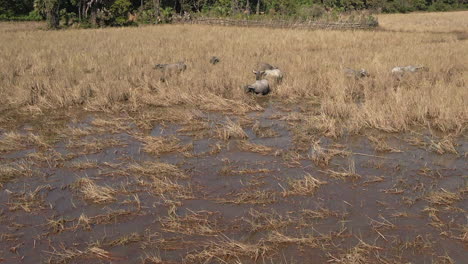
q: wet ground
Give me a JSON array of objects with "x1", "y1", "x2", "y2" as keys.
[{"x1": 0, "y1": 102, "x2": 466, "y2": 263}]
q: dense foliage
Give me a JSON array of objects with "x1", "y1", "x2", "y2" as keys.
[{"x1": 1, "y1": 0, "x2": 467, "y2": 28}]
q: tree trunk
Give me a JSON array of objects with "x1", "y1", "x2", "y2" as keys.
[
  {"x1": 179, "y1": 0, "x2": 183, "y2": 14},
  {"x1": 83, "y1": 2, "x2": 87, "y2": 18},
  {"x1": 231, "y1": 0, "x2": 238, "y2": 14},
  {"x1": 153, "y1": 0, "x2": 160, "y2": 23},
  {"x1": 256, "y1": 0, "x2": 260, "y2": 15},
  {"x1": 90, "y1": 6, "x2": 97, "y2": 26},
  {"x1": 45, "y1": 0, "x2": 60, "y2": 29},
  {"x1": 46, "y1": 10, "x2": 60, "y2": 29},
  {"x1": 78, "y1": 1, "x2": 81, "y2": 21},
  {"x1": 246, "y1": 0, "x2": 250, "y2": 13}
]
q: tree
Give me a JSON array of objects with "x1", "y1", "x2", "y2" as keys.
[
  {"x1": 341, "y1": 0, "x2": 365, "y2": 10},
  {"x1": 245, "y1": 0, "x2": 251, "y2": 13},
  {"x1": 231, "y1": 0, "x2": 239, "y2": 14},
  {"x1": 0, "y1": 0, "x2": 35, "y2": 16},
  {"x1": 110, "y1": 0, "x2": 132, "y2": 25},
  {"x1": 10, "y1": 0, "x2": 466, "y2": 26},
  {"x1": 70, "y1": 0, "x2": 84, "y2": 21},
  {"x1": 46, "y1": 0, "x2": 61, "y2": 28},
  {"x1": 153, "y1": 0, "x2": 160, "y2": 22},
  {"x1": 80, "y1": 0, "x2": 112, "y2": 25},
  {"x1": 34, "y1": 0, "x2": 61, "y2": 28}
]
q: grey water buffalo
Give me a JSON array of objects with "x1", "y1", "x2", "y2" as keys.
[
  {"x1": 244, "y1": 80, "x2": 270, "y2": 95},
  {"x1": 210, "y1": 56, "x2": 220, "y2": 65},
  {"x1": 154, "y1": 62, "x2": 187, "y2": 81},
  {"x1": 257, "y1": 63, "x2": 277, "y2": 71},
  {"x1": 255, "y1": 63, "x2": 283, "y2": 83},
  {"x1": 245, "y1": 71, "x2": 271, "y2": 95},
  {"x1": 344, "y1": 68, "x2": 370, "y2": 79},
  {"x1": 154, "y1": 61, "x2": 187, "y2": 74},
  {"x1": 261, "y1": 68, "x2": 283, "y2": 83},
  {"x1": 391, "y1": 65, "x2": 428, "y2": 74}
]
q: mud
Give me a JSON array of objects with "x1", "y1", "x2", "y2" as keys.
[{"x1": 0, "y1": 102, "x2": 466, "y2": 263}]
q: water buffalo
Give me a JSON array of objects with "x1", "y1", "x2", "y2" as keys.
[
  {"x1": 262, "y1": 68, "x2": 283, "y2": 83},
  {"x1": 391, "y1": 65, "x2": 428, "y2": 74},
  {"x1": 210, "y1": 56, "x2": 220, "y2": 65},
  {"x1": 154, "y1": 61, "x2": 187, "y2": 74},
  {"x1": 344, "y1": 68, "x2": 370, "y2": 79},
  {"x1": 244, "y1": 80, "x2": 270, "y2": 95},
  {"x1": 245, "y1": 71, "x2": 271, "y2": 95}
]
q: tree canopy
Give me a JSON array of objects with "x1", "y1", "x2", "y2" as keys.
[{"x1": 1, "y1": 0, "x2": 467, "y2": 27}]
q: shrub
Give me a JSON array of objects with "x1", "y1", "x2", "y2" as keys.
[
  {"x1": 27, "y1": 9, "x2": 43, "y2": 20},
  {"x1": 137, "y1": 9, "x2": 155, "y2": 24},
  {"x1": 110, "y1": 0, "x2": 132, "y2": 26},
  {"x1": 0, "y1": 12, "x2": 43, "y2": 21},
  {"x1": 428, "y1": 2, "x2": 451, "y2": 12},
  {"x1": 366, "y1": 14, "x2": 378, "y2": 26},
  {"x1": 296, "y1": 5, "x2": 326, "y2": 21},
  {"x1": 160, "y1": 7, "x2": 175, "y2": 23}
]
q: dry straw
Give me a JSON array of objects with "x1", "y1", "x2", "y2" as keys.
[{"x1": 0, "y1": 16, "x2": 466, "y2": 136}]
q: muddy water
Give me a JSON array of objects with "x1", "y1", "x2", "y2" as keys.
[{"x1": 0, "y1": 103, "x2": 466, "y2": 263}]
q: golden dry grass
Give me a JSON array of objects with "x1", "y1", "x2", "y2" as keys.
[
  {"x1": 160, "y1": 210, "x2": 219, "y2": 235},
  {"x1": 123, "y1": 161, "x2": 193, "y2": 200},
  {"x1": 237, "y1": 140, "x2": 276, "y2": 155},
  {"x1": 0, "y1": 21, "x2": 45, "y2": 33},
  {"x1": 0, "y1": 132, "x2": 50, "y2": 153},
  {"x1": 69, "y1": 160, "x2": 98, "y2": 170},
  {"x1": 378, "y1": 11, "x2": 468, "y2": 33},
  {"x1": 105, "y1": 233, "x2": 143, "y2": 247},
  {"x1": 184, "y1": 237, "x2": 270, "y2": 263},
  {"x1": 367, "y1": 135, "x2": 402, "y2": 153},
  {"x1": 429, "y1": 136, "x2": 459, "y2": 155},
  {"x1": 0, "y1": 162, "x2": 33, "y2": 185},
  {"x1": 301, "y1": 207, "x2": 340, "y2": 220},
  {"x1": 324, "y1": 158, "x2": 361, "y2": 181},
  {"x1": 215, "y1": 118, "x2": 248, "y2": 140},
  {"x1": 46, "y1": 245, "x2": 118, "y2": 263},
  {"x1": 66, "y1": 137, "x2": 127, "y2": 154},
  {"x1": 252, "y1": 121, "x2": 279, "y2": 138},
  {"x1": 243, "y1": 209, "x2": 292, "y2": 232},
  {"x1": 73, "y1": 177, "x2": 116, "y2": 204},
  {"x1": 220, "y1": 190, "x2": 276, "y2": 204},
  {"x1": 328, "y1": 240, "x2": 383, "y2": 263},
  {"x1": 310, "y1": 141, "x2": 347, "y2": 167},
  {"x1": 8, "y1": 185, "x2": 52, "y2": 212},
  {"x1": 74, "y1": 209, "x2": 136, "y2": 231},
  {"x1": 283, "y1": 173, "x2": 327, "y2": 196},
  {"x1": 135, "y1": 135, "x2": 193, "y2": 156},
  {"x1": 0, "y1": 132, "x2": 28, "y2": 152},
  {"x1": 425, "y1": 189, "x2": 461, "y2": 206},
  {"x1": 127, "y1": 161, "x2": 188, "y2": 179},
  {"x1": 422, "y1": 207, "x2": 446, "y2": 229},
  {"x1": 0, "y1": 12, "x2": 466, "y2": 136},
  {"x1": 265, "y1": 231, "x2": 321, "y2": 248}
]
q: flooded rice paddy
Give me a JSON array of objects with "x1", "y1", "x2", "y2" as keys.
[{"x1": 0, "y1": 101, "x2": 466, "y2": 263}]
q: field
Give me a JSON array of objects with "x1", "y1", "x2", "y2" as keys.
[
  {"x1": 378, "y1": 11, "x2": 468, "y2": 33},
  {"x1": 0, "y1": 11, "x2": 467, "y2": 263}
]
